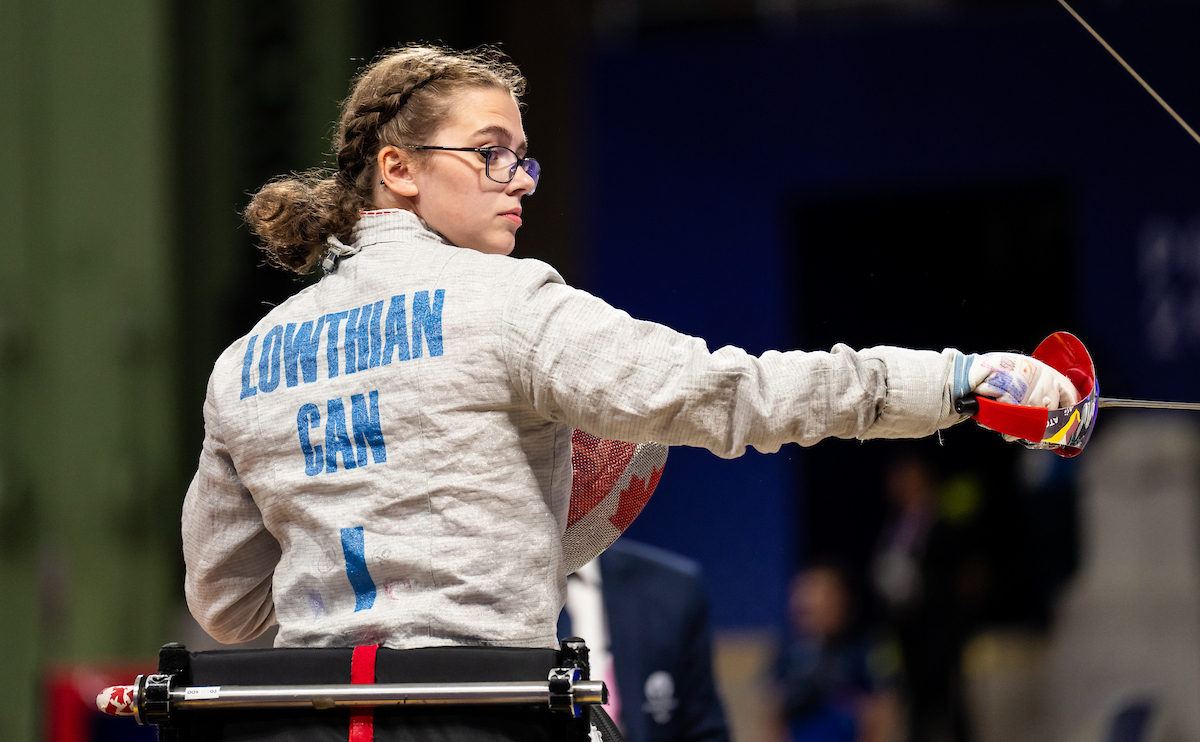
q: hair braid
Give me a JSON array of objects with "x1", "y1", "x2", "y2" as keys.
[
  {"x1": 244, "y1": 45, "x2": 524, "y2": 275},
  {"x1": 335, "y1": 71, "x2": 446, "y2": 188}
]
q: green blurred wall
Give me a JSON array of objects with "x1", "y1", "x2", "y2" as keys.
[
  {"x1": 0, "y1": 0, "x2": 355, "y2": 738},
  {"x1": 0, "y1": 0, "x2": 177, "y2": 739}
]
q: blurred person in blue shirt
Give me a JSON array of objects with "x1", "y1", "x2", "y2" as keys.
[{"x1": 778, "y1": 560, "x2": 901, "y2": 742}]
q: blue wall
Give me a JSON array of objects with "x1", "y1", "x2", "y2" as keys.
[{"x1": 579, "y1": 5, "x2": 1200, "y2": 629}]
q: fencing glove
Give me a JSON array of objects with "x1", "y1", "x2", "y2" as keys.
[{"x1": 954, "y1": 352, "x2": 1080, "y2": 410}]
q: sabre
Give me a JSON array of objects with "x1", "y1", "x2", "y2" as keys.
[
  {"x1": 954, "y1": 331, "x2": 1200, "y2": 457},
  {"x1": 1096, "y1": 398, "x2": 1200, "y2": 411},
  {"x1": 984, "y1": 6, "x2": 1200, "y2": 453}
]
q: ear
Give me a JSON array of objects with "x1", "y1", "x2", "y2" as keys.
[{"x1": 378, "y1": 145, "x2": 419, "y2": 198}]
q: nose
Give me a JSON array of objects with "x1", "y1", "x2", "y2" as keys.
[{"x1": 508, "y1": 164, "x2": 537, "y2": 196}]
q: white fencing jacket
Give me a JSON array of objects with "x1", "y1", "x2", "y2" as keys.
[{"x1": 182, "y1": 209, "x2": 963, "y2": 650}]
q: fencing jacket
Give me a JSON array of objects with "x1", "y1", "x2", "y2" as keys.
[{"x1": 183, "y1": 208, "x2": 964, "y2": 650}]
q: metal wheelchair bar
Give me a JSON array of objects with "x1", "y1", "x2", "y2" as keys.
[
  {"x1": 122, "y1": 669, "x2": 607, "y2": 724},
  {"x1": 160, "y1": 680, "x2": 607, "y2": 710}
]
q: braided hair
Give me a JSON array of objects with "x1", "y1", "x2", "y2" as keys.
[{"x1": 244, "y1": 44, "x2": 526, "y2": 274}]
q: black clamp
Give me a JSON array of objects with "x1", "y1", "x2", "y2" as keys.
[
  {"x1": 133, "y1": 642, "x2": 191, "y2": 740},
  {"x1": 136, "y1": 673, "x2": 174, "y2": 726},
  {"x1": 550, "y1": 636, "x2": 604, "y2": 718},
  {"x1": 547, "y1": 666, "x2": 583, "y2": 717},
  {"x1": 557, "y1": 636, "x2": 591, "y2": 679}
]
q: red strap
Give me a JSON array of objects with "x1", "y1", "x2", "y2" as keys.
[
  {"x1": 349, "y1": 645, "x2": 379, "y2": 742},
  {"x1": 972, "y1": 395, "x2": 1050, "y2": 442}
]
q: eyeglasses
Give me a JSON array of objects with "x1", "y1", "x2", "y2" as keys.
[{"x1": 403, "y1": 145, "x2": 540, "y2": 194}]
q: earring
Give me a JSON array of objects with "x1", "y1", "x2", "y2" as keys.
[{"x1": 380, "y1": 179, "x2": 385, "y2": 185}]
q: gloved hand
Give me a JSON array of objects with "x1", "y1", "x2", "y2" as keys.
[{"x1": 953, "y1": 352, "x2": 1080, "y2": 410}]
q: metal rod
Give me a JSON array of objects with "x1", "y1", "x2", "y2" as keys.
[
  {"x1": 169, "y1": 680, "x2": 607, "y2": 711},
  {"x1": 1099, "y1": 397, "x2": 1200, "y2": 411}
]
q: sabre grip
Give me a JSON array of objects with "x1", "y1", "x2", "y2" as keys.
[{"x1": 955, "y1": 393, "x2": 1055, "y2": 443}]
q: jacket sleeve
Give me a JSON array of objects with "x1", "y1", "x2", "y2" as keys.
[
  {"x1": 181, "y1": 375, "x2": 280, "y2": 644},
  {"x1": 501, "y1": 262, "x2": 962, "y2": 457}
]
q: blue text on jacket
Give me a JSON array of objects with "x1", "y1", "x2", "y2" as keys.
[
  {"x1": 241, "y1": 290, "x2": 445, "y2": 400},
  {"x1": 297, "y1": 390, "x2": 388, "y2": 476}
]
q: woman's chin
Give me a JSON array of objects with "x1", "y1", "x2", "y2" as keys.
[{"x1": 468, "y1": 236, "x2": 516, "y2": 256}]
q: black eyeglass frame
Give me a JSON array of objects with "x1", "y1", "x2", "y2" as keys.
[{"x1": 401, "y1": 145, "x2": 539, "y2": 191}]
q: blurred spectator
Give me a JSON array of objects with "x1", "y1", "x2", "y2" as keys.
[
  {"x1": 1013, "y1": 446, "x2": 1080, "y2": 628},
  {"x1": 778, "y1": 560, "x2": 901, "y2": 742},
  {"x1": 560, "y1": 538, "x2": 730, "y2": 742},
  {"x1": 871, "y1": 455, "x2": 990, "y2": 742}
]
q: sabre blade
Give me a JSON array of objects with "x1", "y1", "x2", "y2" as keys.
[{"x1": 1098, "y1": 397, "x2": 1200, "y2": 411}]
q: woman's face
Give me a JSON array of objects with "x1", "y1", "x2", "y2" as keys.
[{"x1": 409, "y1": 87, "x2": 534, "y2": 255}]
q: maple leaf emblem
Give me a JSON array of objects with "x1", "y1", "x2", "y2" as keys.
[
  {"x1": 98, "y1": 685, "x2": 135, "y2": 715},
  {"x1": 609, "y1": 466, "x2": 663, "y2": 532},
  {"x1": 568, "y1": 430, "x2": 636, "y2": 528}
]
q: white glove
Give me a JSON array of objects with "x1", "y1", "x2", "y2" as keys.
[{"x1": 958, "y1": 352, "x2": 1080, "y2": 410}]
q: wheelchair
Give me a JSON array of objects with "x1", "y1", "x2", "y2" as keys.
[{"x1": 99, "y1": 637, "x2": 621, "y2": 742}]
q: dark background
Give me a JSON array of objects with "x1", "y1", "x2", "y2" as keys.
[{"x1": 177, "y1": 0, "x2": 1200, "y2": 630}]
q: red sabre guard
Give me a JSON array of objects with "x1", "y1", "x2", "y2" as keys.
[
  {"x1": 956, "y1": 331, "x2": 1200, "y2": 457},
  {"x1": 956, "y1": 332, "x2": 1100, "y2": 458}
]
